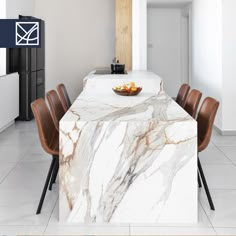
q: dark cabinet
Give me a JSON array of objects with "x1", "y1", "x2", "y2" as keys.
[{"x1": 7, "y1": 17, "x2": 45, "y2": 121}]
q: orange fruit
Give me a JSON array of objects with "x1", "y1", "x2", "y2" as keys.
[
  {"x1": 123, "y1": 85, "x2": 129, "y2": 91},
  {"x1": 130, "y1": 82, "x2": 136, "y2": 87},
  {"x1": 131, "y1": 87, "x2": 137, "y2": 92}
]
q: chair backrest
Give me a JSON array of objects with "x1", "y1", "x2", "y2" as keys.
[
  {"x1": 176, "y1": 84, "x2": 190, "y2": 107},
  {"x1": 57, "y1": 83, "x2": 71, "y2": 112},
  {"x1": 184, "y1": 89, "x2": 202, "y2": 118},
  {"x1": 197, "y1": 97, "x2": 219, "y2": 152},
  {"x1": 31, "y1": 98, "x2": 58, "y2": 155},
  {"x1": 46, "y1": 90, "x2": 65, "y2": 131}
]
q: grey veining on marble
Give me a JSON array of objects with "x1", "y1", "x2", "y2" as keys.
[{"x1": 59, "y1": 73, "x2": 197, "y2": 224}]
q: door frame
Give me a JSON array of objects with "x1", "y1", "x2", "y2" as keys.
[{"x1": 132, "y1": 0, "x2": 192, "y2": 86}]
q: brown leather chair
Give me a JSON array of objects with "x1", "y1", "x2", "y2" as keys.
[
  {"x1": 46, "y1": 90, "x2": 65, "y2": 131},
  {"x1": 184, "y1": 89, "x2": 202, "y2": 118},
  {"x1": 31, "y1": 98, "x2": 59, "y2": 214},
  {"x1": 176, "y1": 84, "x2": 190, "y2": 107},
  {"x1": 197, "y1": 97, "x2": 219, "y2": 211},
  {"x1": 57, "y1": 83, "x2": 72, "y2": 112}
]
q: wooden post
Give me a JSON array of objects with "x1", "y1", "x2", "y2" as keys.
[{"x1": 115, "y1": 0, "x2": 132, "y2": 71}]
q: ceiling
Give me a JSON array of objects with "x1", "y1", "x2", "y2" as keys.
[{"x1": 147, "y1": 0, "x2": 192, "y2": 8}]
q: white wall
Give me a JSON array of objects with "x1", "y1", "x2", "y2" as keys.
[
  {"x1": 180, "y1": 15, "x2": 188, "y2": 85},
  {"x1": 6, "y1": 0, "x2": 35, "y2": 18},
  {"x1": 35, "y1": 0, "x2": 115, "y2": 101},
  {"x1": 192, "y1": 0, "x2": 223, "y2": 130},
  {"x1": 132, "y1": 0, "x2": 147, "y2": 70},
  {"x1": 147, "y1": 8, "x2": 182, "y2": 97},
  {"x1": 222, "y1": 0, "x2": 236, "y2": 132},
  {"x1": 0, "y1": 0, "x2": 6, "y2": 18},
  {"x1": 181, "y1": 5, "x2": 191, "y2": 85},
  {"x1": 0, "y1": 73, "x2": 19, "y2": 132},
  {"x1": 0, "y1": 0, "x2": 6, "y2": 76},
  {"x1": 148, "y1": 0, "x2": 192, "y2": 5}
]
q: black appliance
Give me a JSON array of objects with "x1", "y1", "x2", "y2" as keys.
[
  {"x1": 111, "y1": 63, "x2": 125, "y2": 74},
  {"x1": 7, "y1": 15, "x2": 45, "y2": 121},
  {"x1": 94, "y1": 67, "x2": 127, "y2": 75}
]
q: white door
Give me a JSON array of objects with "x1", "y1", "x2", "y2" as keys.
[{"x1": 147, "y1": 7, "x2": 189, "y2": 97}]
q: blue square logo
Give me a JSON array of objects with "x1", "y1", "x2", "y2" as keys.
[{"x1": 16, "y1": 22, "x2": 39, "y2": 46}]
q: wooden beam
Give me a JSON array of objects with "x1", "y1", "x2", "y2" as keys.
[{"x1": 115, "y1": 0, "x2": 132, "y2": 70}]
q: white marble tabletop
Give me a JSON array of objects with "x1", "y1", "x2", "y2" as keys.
[
  {"x1": 59, "y1": 71, "x2": 197, "y2": 224},
  {"x1": 62, "y1": 71, "x2": 163, "y2": 122}
]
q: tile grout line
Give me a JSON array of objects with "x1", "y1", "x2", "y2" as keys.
[
  {"x1": 204, "y1": 141, "x2": 236, "y2": 166},
  {"x1": 213, "y1": 227, "x2": 218, "y2": 235},
  {"x1": 199, "y1": 201, "x2": 217, "y2": 235},
  {"x1": 0, "y1": 161, "x2": 20, "y2": 185},
  {"x1": 207, "y1": 188, "x2": 236, "y2": 191},
  {"x1": 199, "y1": 187, "x2": 236, "y2": 234},
  {"x1": 43, "y1": 196, "x2": 58, "y2": 235},
  {"x1": 0, "y1": 140, "x2": 34, "y2": 165},
  {"x1": 201, "y1": 163, "x2": 234, "y2": 166},
  {"x1": 213, "y1": 144, "x2": 236, "y2": 167}
]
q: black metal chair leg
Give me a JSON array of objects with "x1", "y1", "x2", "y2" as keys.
[
  {"x1": 53, "y1": 160, "x2": 59, "y2": 184},
  {"x1": 198, "y1": 158, "x2": 215, "y2": 211},
  {"x1": 49, "y1": 157, "x2": 59, "y2": 190},
  {"x1": 198, "y1": 172, "x2": 202, "y2": 188},
  {"x1": 36, "y1": 157, "x2": 56, "y2": 214}
]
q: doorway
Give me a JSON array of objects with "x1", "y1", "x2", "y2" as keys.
[{"x1": 147, "y1": 4, "x2": 191, "y2": 97}]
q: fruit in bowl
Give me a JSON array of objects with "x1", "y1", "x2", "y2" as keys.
[{"x1": 112, "y1": 82, "x2": 142, "y2": 96}]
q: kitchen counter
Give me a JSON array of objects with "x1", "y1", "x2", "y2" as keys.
[{"x1": 59, "y1": 71, "x2": 197, "y2": 224}]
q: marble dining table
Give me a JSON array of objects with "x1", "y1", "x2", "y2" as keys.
[{"x1": 59, "y1": 71, "x2": 198, "y2": 224}]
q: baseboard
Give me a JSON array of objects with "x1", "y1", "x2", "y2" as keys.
[
  {"x1": 0, "y1": 120, "x2": 15, "y2": 133},
  {"x1": 214, "y1": 125, "x2": 236, "y2": 136}
]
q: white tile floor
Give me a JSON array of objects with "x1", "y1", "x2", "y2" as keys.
[{"x1": 0, "y1": 121, "x2": 236, "y2": 235}]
